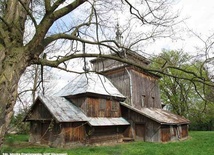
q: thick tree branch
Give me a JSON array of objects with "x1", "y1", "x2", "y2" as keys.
[
  {"x1": 26, "y1": 0, "x2": 87, "y2": 56},
  {"x1": 42, "y1": 34, "x2": 121, "y2": 52},
  {"x1": 52, "y1": 0, "x2": 87, "y2": 21},
  {"x1": 32, "y1": 52, "x2": 214, "y2": 87},
  {"x1": 48, "y1": 0, "x2": 66, "y2": 13},
  {"x1": 165, "y1": 66, "x2": 204, "y2": 81},
  {"x1": 17, "y1": 0, "x2": 37, "y2": 27},
  {"x1": 44, "y1": 0, "x2": 52, "y2": 13}
]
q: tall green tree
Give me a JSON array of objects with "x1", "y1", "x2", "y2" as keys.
[{"x1": 151, "y1": 50, "x2": 214, "y2": 130}]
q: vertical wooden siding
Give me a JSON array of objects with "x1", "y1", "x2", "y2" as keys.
[
  {"x1": 181, "y1": 125, "x2": 188, "y2": 138},
  {"x1": 87, "y1": 126, "x2": 126, "y2": 144},
  {"x1": 161, "y1": 126, "x2": 171, "y2": 142},
  {"x1": 91, "y1": 54, "x2": 148, "y2": 73},
  {"x1": 63, "y1": 122, "x2": 85, "y2": 143},
  {"x1": 85, "y1": 97, "x2": 121, "y2": 117},
  {"x1": 121, "y1": 106, "x2": 161, "y2": 142},
  {"x1": 93, "y1": 59, "x2": 124, "y2": 72},
  {"x1": 41, "y1": 122, "x2": 51, "y2": 144},
  {"x1": 30, "y1": 121, "x2": 53, "y2": 144},
  {"x1": 105, "y1": 68, "x2": 161, "y2": 109},
  {"x1": 69, "y1": 97, "x2": 86, "y2": 108},
  {"x1": 105, "y1": 69, "x2": 131, "y2": 102},
  {"x1": 131, "y1": 70, "x2": 161, "y2": 109},
  {"x1": 28, "y1": 101, "x2": 52, "y2": 120},
  {"x1": 160, "y1": 125, "x2": 188, "y2": 142},
  {"x1": 29, "y1": 121, "x2": 42, "y2": 143},
  {"x1": 135, "y1": 124, "x2": 145, "y2": 141}
]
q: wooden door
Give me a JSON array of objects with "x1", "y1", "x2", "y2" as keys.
[
  {"x1": 41, "y1": 122, "x2": 50, "y2": 144},
  {"x1": 135, "y1": 124, "x2": 145, "y2": 141},
  {"x1": 161, "y1": 126, "x2": 170, "y2": 142}
]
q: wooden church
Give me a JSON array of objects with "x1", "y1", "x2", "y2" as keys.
[
  {"x1": 24, "y1": 50, "x2": 189, "y2": 147},
  {"x1": 90, "y1": 51, "x2": 189, "y2": 142},
  {"x1": 24, "y1": 26, "x2": 189, "y2": 147}
]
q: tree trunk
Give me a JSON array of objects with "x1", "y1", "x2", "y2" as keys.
[
  {"x1": 0, "y1": 48, "x2": 29, "y2": 147},
  {"x1": 0, "y1": 0, "x2": 87, "y2": 148}
]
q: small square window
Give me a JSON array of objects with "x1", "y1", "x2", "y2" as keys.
[
  {"x1": 152, "y1": 97, "x2": 155, "y2": 107},
  {"x1": 111, "y1": 100, "x2": 118, "y2": 111},
  {"x1": 142, "y1": 95, "x2": 146, "y2": 107},
  {"x1": 100, "y1": 99, "x2": 106, "y2": 110}
]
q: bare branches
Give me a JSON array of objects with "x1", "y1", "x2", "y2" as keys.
[
  {"x1": 25, "y1": 0, "x2": 87, "y2": 57},
  {"x1": 123, "y1": 0, "x2": 177, "y2": 26},
  {"x1": 32, "y1": 51, "x2": 214, "y2": 88},
  {"x1": 185, "y1": 26, "x2": 214, "y2": 82},
  {"x1": 0, "y1": 0, "x2": 202, "y2": 147},
  {"x1": 124, "y1": 0, "x2": 144, "y2": 23},
  {"x1": 163, "y1": 65, "x2": 204, "y2": 81},
  {"x1": 17, "y1": 0, "x2": 37, "y2": 28},
  {"x1": 42, "y1": 33, "x2": 121, "y2": 53}
]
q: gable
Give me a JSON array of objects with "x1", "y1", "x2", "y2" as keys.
[
  {"x1": 25, "y1": 99, "x2": 52, "y2": 121},
  {"x1": 24, "y1": 95, "x2": 130, "y2": 128},
  {"x1": 24, "y1": 95, "x2": 88, "y2": 123},
  {"x1": 90, "y1": 51, "x2": 150, "y2": 73},
  {"x1": 56, "y1": 73, "x2": 126, "y2": 101}
]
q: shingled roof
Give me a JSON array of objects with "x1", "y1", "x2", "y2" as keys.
[
  {"x1": 24, "y1": 95, "x2": 88, "y2": 122},
  {"x1": 88, "y1": 117, "x2": 130, "y2": 126},
  {"x1": 24, "y1": 95, "x2": 129, "y2": 126},
  {"x1": 120, "y1": 102, "x2": 190, "y2": 125},
  {"x1": 56, "y1": 72, "x2": 126, "y2": 100}
]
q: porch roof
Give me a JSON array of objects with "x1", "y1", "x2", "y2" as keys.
[
  {"x1": 88, "y1": 117, "x2": 130, "y2": 126},
  {"x1": 36, "y1": 95, "x2": 88, "y2": 122},
  {"x1": 25, "y1": 95, "x2": 130, "y2": 127},
  {"x1": 120, "y1": 102, "x2": 190, "y2": 125}
]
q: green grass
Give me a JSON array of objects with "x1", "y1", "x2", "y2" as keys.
[{"x1": 1, "y1": 131, "x2": 214, "y2": 155}]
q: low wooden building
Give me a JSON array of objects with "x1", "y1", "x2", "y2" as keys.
[
  {"x1": 24, "y1": 73, "x2": 130, "y2": 147},
  {"x1": 24, "y1": 51, "x2": 190, "y2": 147},
  {"x1": 120, "y1": 102, "x2": 189, "y2": 142}
]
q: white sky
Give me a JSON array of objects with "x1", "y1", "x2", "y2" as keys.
[
  {"x1": 54, "y1": 0, "x2": 214, "y2": 82},
  {"x1": 15, "y1": 0, "x2": 214, "y2": 112},
  {"x1": 147, "y1": 0, "x2": 214, "y2": 55}
]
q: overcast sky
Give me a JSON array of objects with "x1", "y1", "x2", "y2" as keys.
[
  {"x1": 55, "y1": 0, "x2": 214, "y2": 79},
  {"x1": 15, "y1": 0, "x2": 214, "y2": 112},
  {"x1": 147, "y1": 0, "x2": 214, "y2": 55},
  {"x1": 179, "y1": 0, "x2": 214, "y2": 32}
]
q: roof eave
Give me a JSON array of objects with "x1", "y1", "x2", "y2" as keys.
[
  {"x1": 120, "y1": 102, "x2": 190, "y2": 125},
  {"x1": 38, "y1": 95, "x2": 61, "y2": 123},
  {"x1": 160, "y1": 122, "x2": 190, "y2": 125},
  {"x1": 65, "y1": 92, "x2": 126, "y2": 102},
  {"x1": 23, "y1": 96, "x2": 41, "y2": 122}
]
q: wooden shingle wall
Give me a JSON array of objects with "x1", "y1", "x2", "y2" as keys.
[
  {"x1": 26, "y1": 101, "x2": 52, "y2": 120},
  {"x1": 82, "y1": 97, "x2": 121, "y2": 117},
  {"x1": 121, "y1": 105, "x2": 161, "y2": 142}
]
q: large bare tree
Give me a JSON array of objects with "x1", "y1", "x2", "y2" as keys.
[{"x1": 0, "y1": 0, "x2": 205, "y2": 147}]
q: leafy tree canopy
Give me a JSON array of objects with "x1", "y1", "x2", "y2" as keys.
[{"x1": 151, "y1": 50, "x2": 214, "y2": 130}]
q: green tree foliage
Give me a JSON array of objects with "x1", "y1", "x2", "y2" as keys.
[
  {"x1": 10, "y1": 110, "x2": 29, "y2": 134},
  {"x1": 151, "y1": 50, "x2": 214, "y2": 130}
]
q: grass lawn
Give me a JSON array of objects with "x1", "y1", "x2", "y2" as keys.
[{"x1": 1, "y1": 131, "x2": 214, "y2": 155}]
